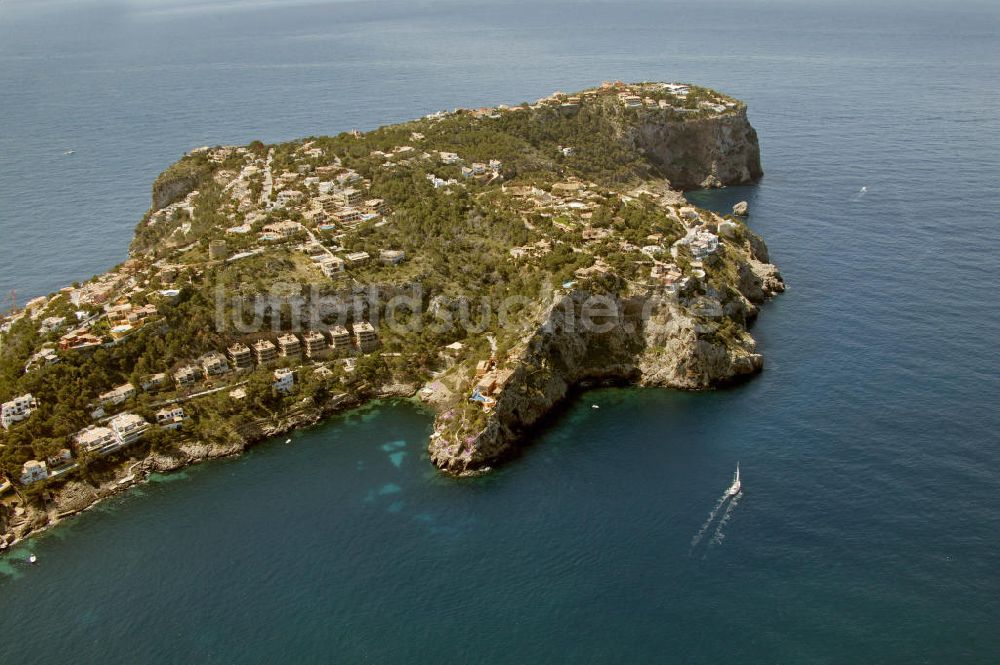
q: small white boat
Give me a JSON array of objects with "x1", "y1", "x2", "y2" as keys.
[
  {"x1": 28, "y1": 554, "x2": 37, "y2": 564},
  {"x1": 725, "y1": 463, "x2": 741, "y2": 497},
  {"x1": 63, "y1": 150, "x2": 75, "y2": 155},
  {"x1": 285, "y1": 438, "x2": 292, "y2": 444},
  {"x1": 592, "y1": 404, "x2": 600, "y2": 409}
]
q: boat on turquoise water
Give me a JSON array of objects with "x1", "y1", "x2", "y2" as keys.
[{"x1": 726, "y1": 464, "x2": 741, "y2": 497}]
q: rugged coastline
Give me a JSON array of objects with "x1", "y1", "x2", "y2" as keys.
[{"x1": 0, "y1": 81, "x2": 782, "y2": 547}]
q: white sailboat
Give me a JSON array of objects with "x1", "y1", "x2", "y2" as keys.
[{"x1": 725, "y1": 463, "x2": 741, "y2": 497}]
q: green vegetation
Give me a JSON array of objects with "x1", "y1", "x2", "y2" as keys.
[{"x1": 0, "y1": 81, "x2": 759, "y2": 493}]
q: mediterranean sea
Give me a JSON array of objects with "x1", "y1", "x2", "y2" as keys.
[{"x1": 1, "y1": 0, "x2": 999, "y2": 662}]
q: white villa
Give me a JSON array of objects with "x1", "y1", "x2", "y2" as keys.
[
  {"x1": 74, "y1": 425, "x2": 118, "y2": 455},
  {"x1": 274, "y1": 368, "x2": 295, "y2": 393},
  {"x1": 98, "y1": 383, "x2": 136, "y2": 407},
  {"x1": 2, "y1": 393, "x2": 37, "y2": 430},
  {"x1": 319, "y1": 256, "x2": 346, "y2": 278},
  {"x1": 109, "y1": 413, "x2": 149, "y2": 447},
  {"x1": 19, "y1": 460, "x2": 48, "y2": 486},
  {"x1": 155, "y1": 406, "x2": 187, "y2": 430}
]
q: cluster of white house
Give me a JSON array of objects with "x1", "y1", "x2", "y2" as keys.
[
  {"x1": 11, "y1": 320, "x2": 384, "y2": 485},
  {"x1": 80, "y1": 322, "x2": 381, "y2": 431},
  {"x1": 312, "y1": 248, "x2": 405, "y2": 279},
  {"x1": 15, "y1": 409, "x2": 165, "y2": 486},
  {"x1": 460, "y1": 160, "x2": 503, "y2": 179}
]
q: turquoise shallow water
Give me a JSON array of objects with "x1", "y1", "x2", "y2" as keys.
[{"x1": 2, "y1": 0, "x2": 1000, "y2": 662}]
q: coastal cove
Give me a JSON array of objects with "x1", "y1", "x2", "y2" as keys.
[{"x1": 2, "y1": 0, "x2": 1000, "y2": 662}]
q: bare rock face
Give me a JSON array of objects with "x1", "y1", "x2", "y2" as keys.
[
  {"x1": 151, "y1": 171, "x2": 201, "y2": 211},
  {"x1": 623, "y1": 108, "x2": 763, "y2": 190},
  {"x1": 733, "y1": 201, "x2": 749, "y2": 216},
  {"x1": 51, "y1": 481, "x2": 101, "y2": 514}
]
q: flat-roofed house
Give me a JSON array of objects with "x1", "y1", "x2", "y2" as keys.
[
  {"x1": 109, "y1": 413, "x2": 149, "y2": 447},
  {"x1": 336, "y1": 188, "x2": 364, "y2": 207},
  {"x1": 228, "y1": 342, "x2": 253, "y2": 371},
  {"x1": 352, "y1": 321, "x2": 379, "y2": 353},
  {"x1": 273, "y1": 368, "x2": 294, "y2": 393},
  {"x1": 98, "y1": 383, "x2": 136, "y2": 407},
  {"x1": 253, "y1": 339, "x2": 278, "y2": 364},
  {"x1": 19, "y1": 460, "x2": 48, "y2": 486},
  {"x1": 319, "y1": 256, "x2": 346, "y2": 279},
  {"x1": 155, "y1": 406, "x2": 187, "y2": 430},
  {"x1": 277, "y1": 333, "x2": 301, "y2": 359},
  {"x1": 345, "y1": 251, "x2": 370, "y2": 267},
  {"x1": 2, "y1": 393, "x2": 38, "y2": 430},
  {"x1": 140, "y1": 373, "x2": 167, "y2": 392},
  {"x1": 302, "y1": 330, "x2": 328, "y2": 359},
  {"x1": 261, "y1": 220, "x2": 304, "y2": 241},
  {"x1": 74, "y1": 425, "x2": 118, "y2": 456},
  {"x1": 174, "y1": 364, "x2": 201, "y2": 386},
  {"x1": 329, "y1": 326, "x2": 353, "y2": 355},
  {"x1": 379, "y1": 249, "x2": 405, "y2": 266},
  {"x1": 200, "y1": 351, "x2": 230, "y2": 377}
]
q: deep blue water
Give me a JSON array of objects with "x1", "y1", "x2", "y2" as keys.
[{"x1": 2, "y1": 0, "x2": 1000, "y2": 662}]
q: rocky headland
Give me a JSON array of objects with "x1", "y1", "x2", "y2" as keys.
[{"x1": 0, "y1": 81, "x2": 782, "y2": 546}]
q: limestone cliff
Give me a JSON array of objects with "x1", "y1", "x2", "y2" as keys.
[
  {"x1": 621, "y1": 107, "x2": 763, "y2": 189},
  {"x1": 150, "y1": 158, "x2": 211, "y2": 212},
  {"x1": 429, "y1": 220, "x2": 783, "y2": 476}
]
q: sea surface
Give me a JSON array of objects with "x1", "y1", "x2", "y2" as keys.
[{"x1": 2, "y1": 0, "x2": 1000, "y2": 662}]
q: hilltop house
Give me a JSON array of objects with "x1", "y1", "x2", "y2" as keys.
[
  {"x1": 74, "y1": 425, "x2": 118, "y2": 456},
  {"x1": 345, "y1": 251, "x2": 370, "y2": 267},
  {"x1": 318, "y1": 256, "x2": 346, "y2": 279},
  {"x1": 253, "y1": 339, "x2": 278, "y2": 364},
  {"x1": 109, "y1": 413, "x2": 149, "y2": 447},
  {"x1": 352, "y1": 321, "x2": 379, "y2": 353},
  {"x1": 19, "y1": 460, "x2": 48, "y2": 486},
  {"x1": 155, "y1": 406, "x2": 187, "y2": 430},
  {"x1": 277, "y1": 333, "x2": 301, "y2": 359},
  {"x1": 329, "y1": 326, "x2": 353, "y2": 355},
  {"x1": 173, "y1": 364, "x2": 202, "y2": 386},
  {"x1": 273, "y1": 368, "x2": 295, "y2": 393},
  {"x1": 200, "y1": 351, "x2": 230, "y2": 377},
  {"x1": 228, "y1": 342, "x2": 253, "y2": 371},
  {"x1": 261, "y1": 220, "x2": 303, "y2": 241},
  {"x1": 380, "y1": 249, "x2": 405, "y2": 266},
  {"x1": 140, "y1": 373, "x2": 167, "y2": 392},
  {"x1": 1, "y1": 393, "x2": 37, "y2": 430},
  {"x1": 302, "y1": 330, "x2": 328, "y2": 359},
  {"x1": 98, "y1": 383, "x2": 136, "y2": 407}
]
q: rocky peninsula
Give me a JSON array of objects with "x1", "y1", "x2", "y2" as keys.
[{"x1": 0, "y1": 81, "x2": 782, "y2": 546}]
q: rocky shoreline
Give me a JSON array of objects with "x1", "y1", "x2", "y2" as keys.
[
  {"x1": 1, "y1": 385, "x2": 417, "y2": 551},
  {"x1": 429, "y1": 233, "x2": 784, "y2": 476}
]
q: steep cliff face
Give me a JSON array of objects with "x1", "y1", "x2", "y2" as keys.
[
  {"x1": 429, "y1": 226, "x2": 784, "y2": 476},
  {"x1": 621, "y1": 108, "x2": 763, "y2": 189},
  {"x1": 151, "y1": 170, "x2": 202, "y2": 212}
]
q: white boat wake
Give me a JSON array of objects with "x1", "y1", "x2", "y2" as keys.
[
  {"x1": 708, "y1": 491, "x2": 742, "y2": 549},
  {"x1": 689, "y1": 464, "x2": 743, "y2": 556},
  {"x1": 690, "y1": 490, "x2": 731, "y2": 551}
]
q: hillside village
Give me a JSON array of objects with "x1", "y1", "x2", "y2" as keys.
[{"x1": 0, "y1": 81, "x2": 780, "y2": 544}]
